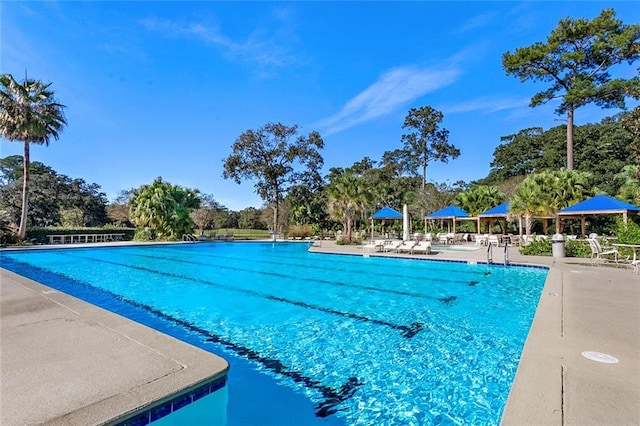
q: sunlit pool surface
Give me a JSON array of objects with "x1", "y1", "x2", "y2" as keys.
[{"x1": 1, "y1": 243, "x2": 547, "y2": 425}]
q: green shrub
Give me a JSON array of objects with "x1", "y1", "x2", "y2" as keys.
[
  {"x1": 287, "y1": 225, "x2": 313, "y2": 238},
  {"x1": 565, "y1": 239, "x2": 591, "y2": 258},
  {"x1": 520, "y1": 238, "x2": 552, "y2": 256},
  {"x1": 614, "y1": 218, "x2": 640, "y2": 244}
]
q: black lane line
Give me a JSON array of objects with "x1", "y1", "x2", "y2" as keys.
[
  {"x1": 148, "y1": 245, "x2": 491, "y2": 281},
  {"x1": 131, "y1": 252, "x2": 458, "y2": 305},
  {"x1": 0, "y1": 257, "x2": 361, "y2": 418},
  {"x1": 142, "y1": 245, "x2": 479, "y2": 289},
  {"x1": 60, "y1": 252, "x2": 425, "y2": 339}
]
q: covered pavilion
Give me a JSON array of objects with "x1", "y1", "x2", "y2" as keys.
[
  {"x1": 478, "y1": 202, "x2": 511, "y2": 234},
  {"x1": 424, "y1": 205, "x2": 476, "y2": 233},
  {"x1": 557, "y1": 195, "x2": 639, "y2": 236},
  {"x1": 370, "y1": 206, "x2": 403, "y2": 238}
]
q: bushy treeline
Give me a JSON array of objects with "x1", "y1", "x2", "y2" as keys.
[
  {"x1": 1, "y1": 112, "x2": 638, "y2": 243},
  {"x1": 0, "y1": 156, "x2": 108, "y2": 228}
]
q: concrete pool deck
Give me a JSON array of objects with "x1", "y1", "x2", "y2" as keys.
[
  {"x1": 1, "y1": 240, "x2": 638, "y2": 424},
  {"x1": 0, "y1": 267, "x2": 228, "y2": 425}
]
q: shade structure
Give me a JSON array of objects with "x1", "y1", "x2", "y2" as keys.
[
  {"x1": 557, "y1": 195, "x2": 639, "y2": 235},
  {"x1": 424, "y1": 205, "x2": 473, "y2": 233},
  {"x1": 479, "y1": 202, "x2": 510, "y2": 217},
  {"x1": 370, "y1": 206, "x2": 403, "y2": 239},
  {"x1": 478, "y1": 202, "x2": 511, "y2": 234},
  {"x1": 425, "y1": 205, "x2": 469, "y2": 219},
  {"x1": 370, "y1": 206, "x2": 403, "y2": 220}
]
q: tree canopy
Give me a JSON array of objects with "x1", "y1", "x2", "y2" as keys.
[
  {"x1": 482, "y1": 116, "x2": 634, "y2": 196},
  {"x1": 385, "y1": 106, "x2": 460, "y2": 191},
  {"x1": 222, "y1": 122, "x2": 324, "y2": 234},
  {"x1": 503, "y1": 8, "x2": 640, "y2": 170},
  {"x1": 0, "y1": 155, "x2": 108, "y2": 227}
]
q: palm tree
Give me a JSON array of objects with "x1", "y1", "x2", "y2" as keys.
[
  {"x1": 326, "y1": 173, "x2": 367, "y2": 243},
  {"x1": 545, "y1": 168, "x2": 591, "y2": 233},
  {"x1": 456, "y1": 185, "x2": 505, "y2": 216},
  {"x1": 510, "y1": 174, "x2": 551, "y2": 236},
  {"x1": 511, "y1": 169, "x2": 591, "y2": 235},
  {"x1": 0, "y1": 73, "x2": 66, "y2": 239}
]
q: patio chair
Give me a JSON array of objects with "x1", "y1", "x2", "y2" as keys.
[
  {"x1": 488, "y1": 235, "x2": 500, "y2": 247},
  {"x1": 475, "y1": 234, "x2": 488, "y2": 245},
  {"x1": 587, "y1": 238, "x2": 618, "y2": 265}
]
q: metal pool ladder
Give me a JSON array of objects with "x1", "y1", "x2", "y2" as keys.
[
  {"x1": 487, "y1": 241, "x2": 509, "y2": 265},
  {"x1": 504, "y1": 241, "x2": 509, "y2": 265}
]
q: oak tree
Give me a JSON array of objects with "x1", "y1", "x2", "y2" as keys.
[{"x1": 223, "y1": 123, "x2": 324, "y2": 235}]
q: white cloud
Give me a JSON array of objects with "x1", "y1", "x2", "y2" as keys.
[
  {"x1": 314, "y1": 65, "x2": 461, "y2": 135},
  {"x1": 139, "y1": 16, "x2": 295, "y2": 68},
  {"x1": 444, "y1": 96, "x2": 531, "y2": 114},
  {"x1": 453, "y1": 11, "x2": 499, "y2": 34}
]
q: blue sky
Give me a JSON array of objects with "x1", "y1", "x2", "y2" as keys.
[{"x1": 2, "y1": 2, "x2": 638, "y2": 211}]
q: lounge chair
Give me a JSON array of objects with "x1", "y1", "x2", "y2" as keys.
[
  {"x1": 363, "y1": 239, "x2": 385, "y2": 252},
  {"x1": 488, "y1": 235, "x2": 500, "y2": 247},
  {"x1": 383, "y1": 240, "x2": 403, "y2": 252},
  {"x1": 396, "y1": 241, "x2": 417, "y2": 254},
  {"x1": 411, "y1": 241, "x2": 432, "y2": 255},
  {"x1": 587, "y1": 238, "x2": 618, "y2": 265}
]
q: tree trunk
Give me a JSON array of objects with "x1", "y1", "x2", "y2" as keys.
[
  {"x1": 422, "y1": 159, "x2": 427, "y2": 192},
  {"x1": 525, "y1": 215, "x2": 532, "y2": 236},
  {"x1": 272, "y1": 188, "x2": 279, "y2": 235},
  {"x1": 566, "y1": 107, "x2": 574, "y2": 170},
  {"x1": 18, "y1": 142, "x2": 30, "y2": 240}
]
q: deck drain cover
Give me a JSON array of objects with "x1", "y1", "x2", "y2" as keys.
[{"x1": 581, "y1": 351, "x2": 619, "y2": 364}]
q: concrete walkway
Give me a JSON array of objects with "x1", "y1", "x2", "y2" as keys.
[
  {"x1": 309, "y1": 241, "x2": 640, "y2": 425},
  {"x1": 1, "y1": 241, "x2": 638, "y2": 425},
  {"x1": 0, "y1": 268, "x2": 228, "y2": 426}
]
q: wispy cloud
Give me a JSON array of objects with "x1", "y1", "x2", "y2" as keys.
[
  {"x1": 139, "y1": 14, "x2": 297, "y2": 69},
  {"x1": 453, "y1": 11, "x2": 499, "y2": 34},
  {"x1": 443, "y1": 96, "x2": 531, "y2": 115},
  {"x1": 314, "y1": 65, "x2": 461, "y2": 135}
]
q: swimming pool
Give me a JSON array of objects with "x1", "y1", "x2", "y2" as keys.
[{"x1": 1, "y1": 242, "x2": 547, "y2": 425}]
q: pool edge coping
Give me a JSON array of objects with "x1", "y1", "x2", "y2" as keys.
[{"x1": 0, "y1": 267, "x2": 229, "y2": 426}]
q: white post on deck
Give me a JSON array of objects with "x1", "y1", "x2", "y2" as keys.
[{"x1": 403, "y1": 204, "x2": 410, "y2": 241}]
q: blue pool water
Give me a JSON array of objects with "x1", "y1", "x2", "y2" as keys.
[{"x1": 1, "y1": 242, "x2": 547, "y2": 425}]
